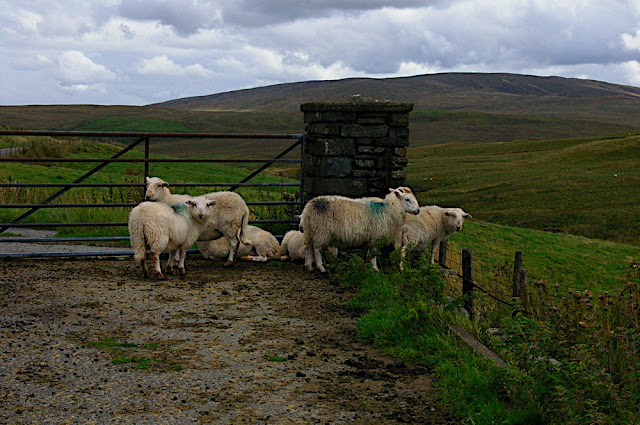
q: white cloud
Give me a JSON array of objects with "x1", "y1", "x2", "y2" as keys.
[
  {"x1": 621, "y1": 30, "x2": 640, "y2": 50},
  {"x1": 56, "y1": 50, "x2": 116, "y2": 85},
  {"x1": 136, "y1": 55, "x2": 212, "y2": 77}
]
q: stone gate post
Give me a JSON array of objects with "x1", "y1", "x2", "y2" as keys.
[{"x1": 301, "y1": 99, "x2": 413, "y2": 202}]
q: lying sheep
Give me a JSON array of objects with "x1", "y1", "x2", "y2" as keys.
[
  {"x1": 144, "y1": 176, "x2": 251, "y2": 266},
  {"x1": 301, "y1": 187, "x2": 420, "y2": 273},
  {"x1": 128, "y1": 198, "x2": 216, "y2": 278},
  {"x1": 280, "y1": 230, "x2": 338, "y2": 262},
  {"x1": 198, "y1": 225, "x2": 280, "y2": 262},
  {"x1": 280, "y1": 230, "x2": 307, "y2": 261},
  {"x1": 401, "y1": 206, "x2": 471, "y2": 266}
]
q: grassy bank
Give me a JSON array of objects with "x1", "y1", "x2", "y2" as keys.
[{"x1": 333, "y1": 248, "x2": 640, "y2": 424}]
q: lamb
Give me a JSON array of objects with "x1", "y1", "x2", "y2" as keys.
[
  {"x1": 401, "y1": 206, "x2": 471, "y2": 266},
  {"x1": 280, "y1": 230, "x2": 338, "y2": 262},
  {"x1": 128, "y1": 198, "x2": 217, "y2": 278},
  {"x1": 144, "y1": 176, "x2": 251, "y2": 266},
  {"x1": 280, "y1": 230, "x2": 307, "y2": 261},
  {"x1": 198, "y1": 225, "x2": 280, "y2": 262},
  {"x1": 301, "y1": 187, "x2": 420, "y2": 273}
]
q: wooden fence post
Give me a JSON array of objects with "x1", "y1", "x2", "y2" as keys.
[
  {"x1": 512, "y1": 251, "x2": 523, "y2": 298},
  {"x1": 462, "y1": 248, "x2": 474, "y2": 320},
  {"x1": 519, "y1": 268, "x2": 528, "y2": 311},
  {"x1": 438, "y1": 240, "x2": 448, "y2": 267}
]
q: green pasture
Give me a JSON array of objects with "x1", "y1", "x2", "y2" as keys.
[
  {"x1": 0, "y1": 137, "x2": 299, "y2": 237},
  {"x1": 407, "y1": 131, "x2": 640, "y2": 246}
]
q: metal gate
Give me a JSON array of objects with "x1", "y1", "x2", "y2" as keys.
[{"x1": 0, "y1": 130, "x2": 305, "y2": 258}]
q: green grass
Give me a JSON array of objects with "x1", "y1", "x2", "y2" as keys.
[
  {"x1": 72, "y1": 116, "x2": 195, "y2": 133},
  {"x1": 333, "y1": 249, "x2": 640, "y2": 425},
  {"x1": 0, "y1": 136, "x2": 300, "y2": 237},
  {"x1": 406, "y1": 131, "x2": 640, "y2": 246},
  {"x1": 87, "y1": 338, "x2": 182, "y2": 371},
  {"x1": 440, "y1": 220, "x2": 640, "y2": 295}
]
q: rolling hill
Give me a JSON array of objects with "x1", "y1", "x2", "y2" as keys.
[{"x1": 152, "y1": 72, "x2": 640, "y2": 127}]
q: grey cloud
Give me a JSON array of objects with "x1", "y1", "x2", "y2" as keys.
[{"x1": 117, "y1": 0, "x2": 222, "y2": 35}]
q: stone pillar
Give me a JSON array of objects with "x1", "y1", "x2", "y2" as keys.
[{"x1": 301, "y1": 99, "x2": 413, "y2": 202}]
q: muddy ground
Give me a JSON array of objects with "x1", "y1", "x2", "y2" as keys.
[{"x1": 0, "y1": 257, "x2": 458, "y2": 424}]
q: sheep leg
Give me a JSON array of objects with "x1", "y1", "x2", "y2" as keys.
[
  {"x1": 140, "y1": 257, "x2": 149, "y2": 278},
  {"x1": 305, "y1": 244, "x2": 314, "y2": 271},
  {"x1": 430, "y1": 240, "x2": 439, "y2": 264},
  {"x1": 177, "y1": 248, "x2": 187, "y2": 276},
  {"x1": 240, "y1": 255, "x2": 268, "y2": 262},
  {"x1": 150, "y1": 252, "x2": 164, "y2": 279},
  {"x1": 225, "y1": 237, "x2": 240, "y2": 267},
  {"x1": 399, "y1": 245, "x2": 406, "y2": 272},
  {"x1": 166, "y1": 250, "x2": 177, "y2": 274},
  {"x1": 314, "y1": 248, "x2": 326, "y2": 273}
]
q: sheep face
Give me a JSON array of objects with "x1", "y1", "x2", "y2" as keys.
[
  {"x1": 145, "y1": 176, "x2": 169, "y2": 201},
  {"x1": 391, "y1": 187, "x2": 420, "y2": 215},
  {"x1": 186, "y1": 196, "x2": 217, "y2": 221},
  {"x1": 444, "y1": 208, "x2": 472, "y2": 232}
]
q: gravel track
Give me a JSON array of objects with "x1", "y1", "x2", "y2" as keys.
[{"x1": 0, "y1": 257, "x2": 457, "y2": 424}]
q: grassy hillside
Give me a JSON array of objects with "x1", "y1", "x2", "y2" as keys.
[
  {"x1": 152, "y1": 73, "x2": 640, "y2": 127},
  {"x1": 0, "y1": 105, "x2": 634, "y2": 156},
  {"x1": 406, "y1": 131, "x2": 640, "y2": 246}
]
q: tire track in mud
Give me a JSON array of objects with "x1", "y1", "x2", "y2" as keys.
[{"x1": 0, "y1": 258, "x2": 457, "y2": 424}]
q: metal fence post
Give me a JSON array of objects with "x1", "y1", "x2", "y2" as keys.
[{"x1": 462, "y1": 248, "x2": 474, "y2": 320}]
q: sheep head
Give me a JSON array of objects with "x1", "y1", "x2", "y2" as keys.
[
  {"x1": 186, "y1": 196, "x2": 218, "y2": 221},
  {"x1": 444, "y1": 208, "x2": 472, "y2": 232},
  {"x1": 389, "y1": 187, "x2": 420, "y2": 215},
  {"x1": 145, "y1": 176, "x2": 170, "y2": 201}
]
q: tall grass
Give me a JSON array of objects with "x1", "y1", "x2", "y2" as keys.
[{"x1": 333, "y1": 245, "x2": 640, "y2": 424}]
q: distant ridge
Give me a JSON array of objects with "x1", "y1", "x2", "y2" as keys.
[{"x1": 150, "y1": 72, "x2": 640, "y2": 126}]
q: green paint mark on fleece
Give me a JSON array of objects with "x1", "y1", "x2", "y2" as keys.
[
  {"x1": 367, "y1": 201, "x2": 386, "y2": 215},
  {"x1": 170, "y1": 202, "x2": 189, "y2": 217}
]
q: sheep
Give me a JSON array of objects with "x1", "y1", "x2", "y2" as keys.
[
  {"x1": 280, "y1": 230, "x2": 307, "y2": 261},
  {"x1": 144, "y1": 176, "x2": 251, "y2": 267},
  {"x1": 198, "y1": 191, "x2": 252, "y2": 266},
  {"x1": 198, "y1": 225, "x2": 280, "y2": 262},
  {"x1": 128, "y1": 198, "x2": 217, "y2": 278},
  {"x1": 280, "y1": 230, "x2": 338, "y2": 262},
  {"x1": 401, "y1": 206, "x2": 471, "y2": 267},
  {"x1": 301, "y1": 187, "x2": 420, "y2": 273},
  {"x1": 144, "y1": 176, "x2": 190, "y2": 203}
]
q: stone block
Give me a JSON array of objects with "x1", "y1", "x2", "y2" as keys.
[
  {"x1": 307, "y1": 123, "x2": 341, "y2": 137},
  {"x1": 357, "y1": 145, "x2": 386, "y2": 154},
  {"x1": 341, "y1": 124, "x2": 388, "y2": 138},
  {"x1": 308, "y1": 138, "x2": 355, "y2": 156},
  {"x1": 318, "y1": 156, "x2": 352, "y2": 178},
  {"x1": 314, "y1": 178, "x2": 367, "y2": 196}
]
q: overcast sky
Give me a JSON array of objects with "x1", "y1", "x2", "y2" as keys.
[{"x1": 2, "y1": 0, "x2": 640, "y2": 106}]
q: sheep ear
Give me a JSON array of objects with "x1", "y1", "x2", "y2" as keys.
[
  {"x1": 463, "y1": 213, "x2": 472, "y2": 218},
  {"x1": 207, "y1": 200, "x2": 217, "y2": 207},
  {"x1": 162, "y1": 182, "x2": 169, "y2": 188},
  {"x1": 186, "y1": 200, "x2": 195, "y2": 206}
]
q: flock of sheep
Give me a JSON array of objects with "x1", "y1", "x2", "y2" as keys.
[{"x1": 128, "y1": 176, "x2": 470, "y2": 278}]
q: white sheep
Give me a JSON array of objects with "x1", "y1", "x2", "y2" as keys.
[
  {"x1": 280, "y1": 230, "x2": 307, "y2": 261},
  {"x1": 401, "y1": 206, "x2": 471, "y2": 266},
  {"x1": 144, "y1": 176, "x2": 251, "y2": 266},
  {"x1": 144, "y1": 176, "x2": 191, "y2": 203},
  {"x1": 280, "y1": 230, "x2": 338, "y2": 262},
  {"x1": 198, "y1": 225, "x2": 280, "y2": 262},
  {"x1": 128, "y1": 198, "x2": 216, "y2": 278},
  {"x1": 301, "y1": 187, "x2": 420, "y2": 273}
]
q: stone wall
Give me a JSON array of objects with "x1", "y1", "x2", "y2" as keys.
[{"x1": 301, "y1": 99, "x2": 413, "y2": 202}]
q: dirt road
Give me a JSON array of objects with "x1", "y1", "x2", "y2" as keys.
[{"x1": 0, "y1": 257, "x2": 456, "y2": 424}]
